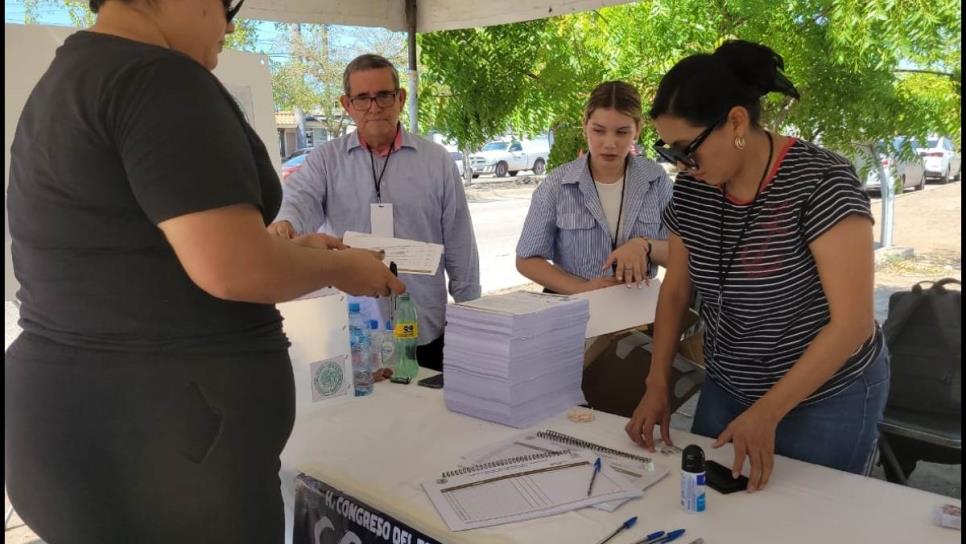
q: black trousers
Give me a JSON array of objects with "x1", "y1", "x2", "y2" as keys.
[
  {"x1": 5, "y1": 333, "x2": 295, "y2": 544},
  {"x1": 416, "y1": 334, "x2": 445, "y2": 372}
]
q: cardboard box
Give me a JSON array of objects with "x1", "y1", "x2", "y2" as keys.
[{"x1": 581, "y1": 310, "x2": 705, "y2": 418}]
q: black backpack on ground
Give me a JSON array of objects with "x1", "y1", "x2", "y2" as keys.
[{"x1": 882, "y1": 278, "x2": 961, "y2": 415}]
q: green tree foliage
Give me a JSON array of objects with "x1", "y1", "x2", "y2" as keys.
[
  {"x1": 224, "y1": 18, "x2": 259, "y2": 51},
  {"x1": 62, "y1": 0, "x2": 95, "y2": 26},
  {"x1": 269, "y1": 24, "x2": 407, "y2": 137},
  {"x1": 418, "y1": 20, "x2": 552, "y2": 153},
  {"x1": 418, "y1": 0, "x2": 961, "y2": 168}
]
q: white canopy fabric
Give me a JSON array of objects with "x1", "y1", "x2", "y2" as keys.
[{"x1": 239, "y1": 0, "x2": 635, "y2": 32}]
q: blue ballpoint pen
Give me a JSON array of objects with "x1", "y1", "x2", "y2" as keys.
[
  {"x1": 594, "y1": 516, "x2": 637, "y2": 544},
  {"x1": 586, "y1": 457, "x2": 602, "y2": 496},
  {"x1": 645, "y1": 529, "x2": 686, "y2": 544},
  {"x1": 637, "y1": 531, "x2": 665, "y2": 544}
]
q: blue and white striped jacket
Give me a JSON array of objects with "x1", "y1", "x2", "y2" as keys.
[{"x1": 516, "y1": 154, "x2": 672, "y2": 280}]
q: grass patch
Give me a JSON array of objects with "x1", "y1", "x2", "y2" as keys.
[{"x1": 877, "y1": 253, "x2": 961, "y2": 276}]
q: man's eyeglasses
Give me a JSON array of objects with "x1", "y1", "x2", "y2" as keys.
[
  {"x1": 653, "y1": 115, "x2": 727, "y2": 171},
  {"x1": 224, "y1": 0, "x2": 245, "y2": 24},
  {"x1": 348, "y1": 90, "x2": 400, "y2": 111}
]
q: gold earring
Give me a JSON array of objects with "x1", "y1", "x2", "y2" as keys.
[{"x1": 734, "y1": 136, "x2": 746, "y2": 150}]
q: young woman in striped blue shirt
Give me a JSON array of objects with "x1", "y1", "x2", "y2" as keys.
[
  {"x1": 625, "y1": 40, "x2": 889, "y2": 491},
  {"x1": 515, "y1": 81, "x2": 673, "y2": 294}
]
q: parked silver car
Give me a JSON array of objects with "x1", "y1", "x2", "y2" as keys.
[
  {"x1": 854, "y1": 137, "x2": 926, "y2": 194},
  {"x1": 918, "y1": 136, "x2": 961, "y2": 184}
]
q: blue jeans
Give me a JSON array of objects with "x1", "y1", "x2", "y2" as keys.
[{"x1": 691, "y1": 346, "x2": 891, "y2": 474}]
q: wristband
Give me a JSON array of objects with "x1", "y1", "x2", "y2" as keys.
[{"x1": 642, "y1": 238, "x2": 653, "y2": 277}]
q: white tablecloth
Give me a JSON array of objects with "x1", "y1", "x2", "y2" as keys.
[{"x1": 280, "y1": 369, "x2": 960, "y2": 544}]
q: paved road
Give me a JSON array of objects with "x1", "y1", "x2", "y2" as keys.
[{"x1": 468, "y1": 195, "x2": 533, "y2": 294}]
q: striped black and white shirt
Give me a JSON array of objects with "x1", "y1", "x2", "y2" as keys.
[{"x1": 664, "y1": 138, "x2": 884, "y2": 406}]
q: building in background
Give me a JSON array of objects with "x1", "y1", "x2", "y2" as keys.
[{"x1": 276, "y1": 112, "x2": 355, "y2": 159}]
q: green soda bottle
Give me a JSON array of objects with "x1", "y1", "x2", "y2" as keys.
[{"x1": 393, "y1": 293, "x2": 420, "y2": 380}]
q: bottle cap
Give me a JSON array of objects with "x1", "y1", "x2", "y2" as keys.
[
  {"x1": 348, "y1": 302, "x2": 361, "y2": 313},
  {"x1": 369, "y1": 319, "x2": 379, "y2": 329},
  {"x1": 682, "y1": 445, "x2": 705, "y2": 473},
  {"x1": 385, "y1": 320, "x2": 393, "y2": 330}
]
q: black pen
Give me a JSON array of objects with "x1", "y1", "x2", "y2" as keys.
[{"x1": 389, "y1": 261, "x2": 398, "y2": 322}]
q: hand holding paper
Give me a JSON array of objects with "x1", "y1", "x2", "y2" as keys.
[{"x1": 573, "y1": 279, "x2": 662, "y2": 338}]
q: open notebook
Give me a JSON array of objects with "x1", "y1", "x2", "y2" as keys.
[
  {"x1": 461, "y1": 430, "x2": 671, "y2": 512},
  {"x1": 422, "y1": 450, "x2": 643, "y2": 531}
]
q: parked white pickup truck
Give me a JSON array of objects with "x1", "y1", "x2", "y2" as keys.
[{"x1": 470, "y1": 139, "x2": 549, "y2": 177}]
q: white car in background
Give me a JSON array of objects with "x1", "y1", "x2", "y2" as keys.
[
  {"x1": 854, "y1": 137, "x2": 927, "y2": 194},
  {"x1": 917, "y1": 136, "x2": 961, "y2": 184},
  {"x1": 470, "y1": 138, "x2": 550, "y2": 178},
  {"x1": 450, "y1": 150, "x2": 466, "y2": 177}
]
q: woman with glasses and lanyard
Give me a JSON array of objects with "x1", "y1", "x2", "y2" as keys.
[
  {"x1": 626, "y1": 40, "x2": 889, "y2": 491},
  {"x1": 5, "y1": 1, "x2": 404, "y2": 542},
  {"x1": 516, "y1": 81, "x2": 672, "y2": 296}
]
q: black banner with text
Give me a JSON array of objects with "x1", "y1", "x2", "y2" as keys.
[{"x1": 294, "y1": 473, "x2": 443, "y2": 544}]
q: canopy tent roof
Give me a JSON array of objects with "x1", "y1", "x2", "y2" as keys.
[{"x1": 239, "y1": 0, "x2": 634, "y2": 32}]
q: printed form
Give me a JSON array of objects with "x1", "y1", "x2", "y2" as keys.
[
  {"x1": 343, "y1": 231, "x2": 443, "y2": 276},
  {"x1": 422, "y1": 450, "x2": 642, "y2": 531}
]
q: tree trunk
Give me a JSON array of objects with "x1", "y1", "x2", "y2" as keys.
[{"x1": 462, "y1": 146, "x2": 473, "y2": 186}]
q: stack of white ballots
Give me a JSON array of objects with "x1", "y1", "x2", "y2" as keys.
[{"x1": 443, "y1": 291, "x2": 590, "y2": 428}]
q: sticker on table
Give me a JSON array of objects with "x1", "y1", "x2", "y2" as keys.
[{"x1": 311, "y1": 356, "x2": 350, "y2": 402}]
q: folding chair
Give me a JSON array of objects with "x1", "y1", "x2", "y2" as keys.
[{"x1": 877, "y1": 408, "x2": 962, "y2": 485}]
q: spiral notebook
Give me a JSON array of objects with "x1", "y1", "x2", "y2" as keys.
[
  {"x1": 422, "y1": 450, "x2": 643, "y2": 531},
  {"x1": 460, "y1": 430, "x2": 670, "y2": 512}
]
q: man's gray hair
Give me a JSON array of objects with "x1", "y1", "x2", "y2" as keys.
[{"x1": 342, "y1": 54, "x2": 400, "y2": 96}]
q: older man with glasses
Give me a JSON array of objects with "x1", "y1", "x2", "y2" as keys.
[{"x1": 269, "y1": 54, "x2": 481, "y2": 372}]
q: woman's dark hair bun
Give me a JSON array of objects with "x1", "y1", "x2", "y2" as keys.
[{"x1": 713, "y1": 40, "x2": 801, "y2": 100}]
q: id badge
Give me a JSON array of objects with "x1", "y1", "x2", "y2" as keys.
[{"x1": 370, "y1": 203, "x2": 394, "y2": 237}]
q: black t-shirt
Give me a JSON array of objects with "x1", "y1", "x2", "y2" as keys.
[{"x1": 8, "y1": 31, "x2": 289, "y2": 353}]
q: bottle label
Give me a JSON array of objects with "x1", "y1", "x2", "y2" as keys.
[
  {"x1": 681, "y1": 471, "x2": 706, "y2": 513},
  {"x1": 394, "y1": 323, "x2": 418, "y2": 339}
]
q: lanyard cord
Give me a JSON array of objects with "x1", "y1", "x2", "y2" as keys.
[
  {"x1": 712, "y1": 131, "x2": 774, "y2": 352},
  {"x1": 588, "y1": 154, "x2": 630, "y2": 251},
  {"x1": 369, "y1": 128, "x2": 399, "y2": 201}
]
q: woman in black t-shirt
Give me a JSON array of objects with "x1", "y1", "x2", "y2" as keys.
[
  {"x1": 5, "y1": 1, "x2": 404, "y2": 543},
  {"x1": 625, "y1": 40, "x2": 889, "y2": 491}
]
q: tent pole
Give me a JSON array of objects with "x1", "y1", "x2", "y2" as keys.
[{"x1": 406, "y1": 0, "x2": 419, "y2": 135}]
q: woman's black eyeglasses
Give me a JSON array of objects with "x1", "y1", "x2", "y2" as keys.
[
  {"x1": 653, "y1": 115, "x2": 727, "y2": 171},
  {"x1": 224, "y1": 0, "x2": 245, "y2": 23}
]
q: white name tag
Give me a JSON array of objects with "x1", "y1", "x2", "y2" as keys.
[{"x1": 370, "y1": 203, "x2": 394, "y2": 237}]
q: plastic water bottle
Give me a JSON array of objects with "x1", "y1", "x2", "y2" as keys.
[
  {"x1": 393, "y1": 294, "x2": 420, "y2": 380},
  {"x1": 378, "y1": 320, "x2": 398, "y2": 371},
  {"x1": 367, "y1": 319, "x2": 383, "y2": 371},
  {"x1": 348, "y1": 303, "x2": 373, "y2": 396}
]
